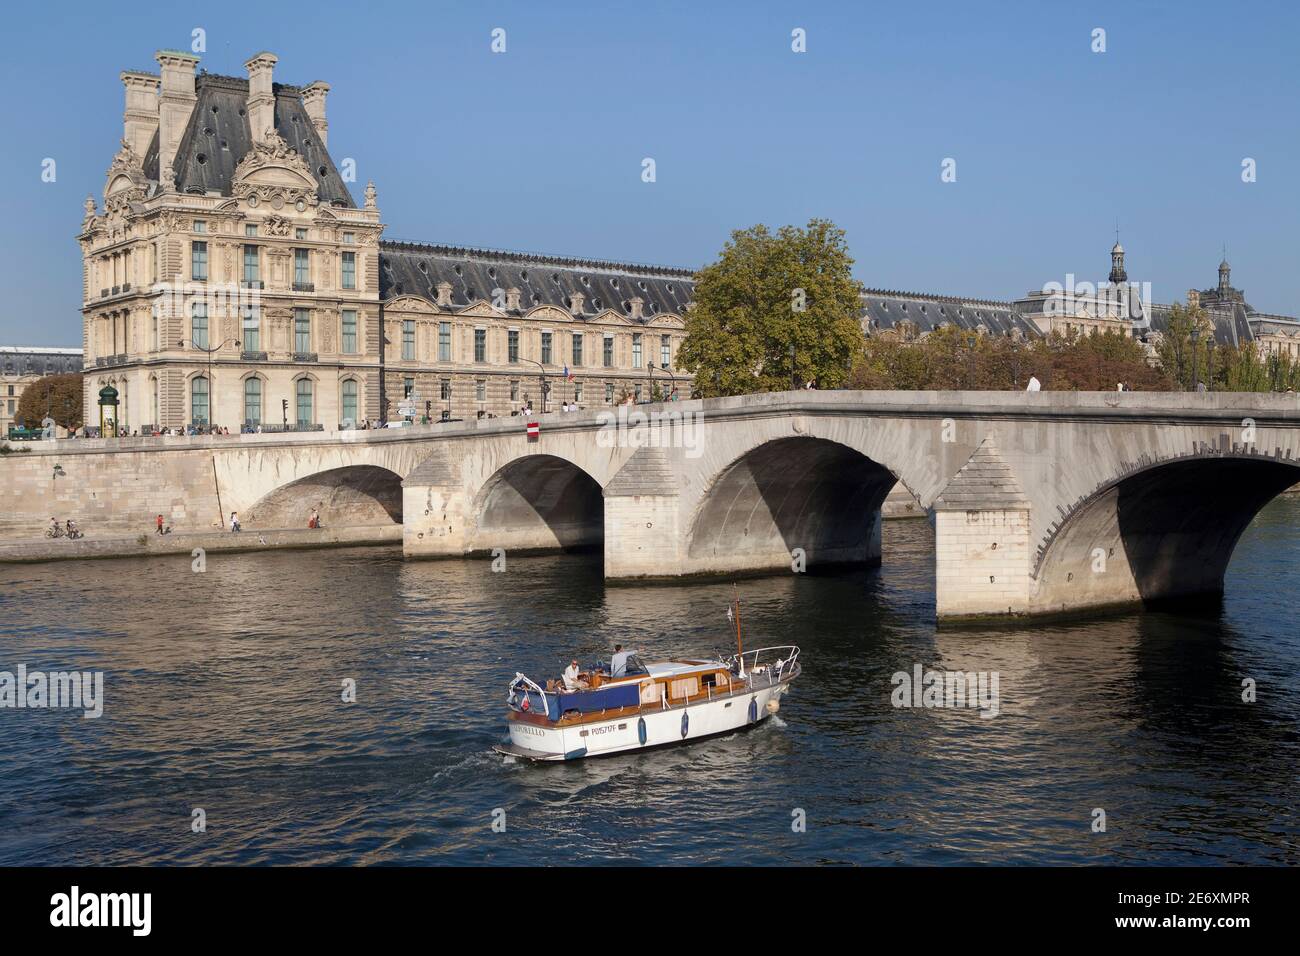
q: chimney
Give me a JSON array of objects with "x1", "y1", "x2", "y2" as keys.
[
  {"x1": 629, "y1": 296, "x2": 644, "y2": 320},
  {"x1": 569, "y1": 291, "x2": 585, "y2": 315},
  {"x1": 120, "y1": 71, "x2": 159, "y2": 159},
  {"x1": 301, "y1": 81, "x2": 330, "y2": 145},
  {"x1": 505, "y1": 288, "x2": 522, "y2": 311},
  {"x1": 436, "y1": 281, "x2": 453, "y2": 307},
  {"x1": 245, "y1": 52, "x2": 279, "y2": 144},
  {"x1": 155, "y1": 50, "x2": 198, "y2": 186}
]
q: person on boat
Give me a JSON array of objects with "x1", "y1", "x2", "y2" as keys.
[
  {"x1": 562, "y1": 659, "x2": 588, "y2": 691},
  {"x1": 610, "y1": 644, "x2": 632, "y2": 678}
]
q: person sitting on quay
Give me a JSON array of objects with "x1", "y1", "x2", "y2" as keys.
[
  {"x1": 65, "y1": 519, "x2": 81, "y2": 540},
  {"x1": 308, "y1": 509, "x2": 321, "y2": 530}
]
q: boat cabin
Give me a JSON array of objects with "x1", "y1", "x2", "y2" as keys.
[{"x1": 510, "y1": 659, "x2": 744, "y2": 726}]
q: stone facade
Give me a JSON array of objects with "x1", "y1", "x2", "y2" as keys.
[
  {"x1": 81, "y1": 49, "x2": 694, "y2": 434},
  {"x1": 0, "y1": 347, "x2": 83, "y2": 435}
]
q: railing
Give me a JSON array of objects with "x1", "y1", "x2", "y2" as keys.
[
  {"x1": 728, "y1": 645, "x2": 802, "y2": 686},
  {"x1": 241, "y1": 351, "x2": 268, "y2": 361},
  {"x1": 292, "y1": 352, "x2": 318, "y2": 363},
  {"x1": 507, "y1": 673, "x2": 550, "y2": 716},
  {"x1": 293, "y1": 282, "x2": 315, "y2": 292}
]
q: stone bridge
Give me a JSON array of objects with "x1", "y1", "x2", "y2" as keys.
[{"x1": 4, "y1": 390, "x2": 1298, "y2": 620}]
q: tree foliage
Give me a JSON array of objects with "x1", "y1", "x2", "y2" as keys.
[
  {"x1": 14, "y1": 373, "x2": 83, "y2": 430},
  {"x1": 677, "y1": 219, "x2": 866, "y2": 396},
  {"x1": 850, "y1": 326, "x2": 1168, "y2": 391},
  {"x1": 1157, "y1": 303, "x2": 1300, "y2": 392}
]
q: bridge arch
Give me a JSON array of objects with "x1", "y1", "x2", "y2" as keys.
[
  {"x1": 685, "y1": 435, "x2": 899, "y2": 574},
  {"x1": 468, "y1": 453, "x2": 604, "y2": 554},
  {"x1": 245, "y1": 464, "x2": 404, "y2": 529},
  {"x1": 1031, "y1": 451, "x2": 1300, "y2": 612}
]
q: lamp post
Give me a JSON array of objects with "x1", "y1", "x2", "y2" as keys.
[
  {"x1": 647, "y1": 361, "x2": 658, "y2": 402},
  {"x1": 520, "y1": 358, "x2": 548, "y2": 413},
  {"x1": 659, "y1": 364, "x2": 677, "y2": 400},
  {"x1": 1189, "y1": 325, "x2": 1201, "y2": 392},
  {"x1": 178, "y1": 337, "x2": 240, "y2": 427}
]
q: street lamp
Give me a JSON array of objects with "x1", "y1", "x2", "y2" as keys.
[
  {"x1": 178, "y1": 337, "x2": 240, "y2": 426},
  {"x1": 520, "y1": 358, "x2": 548, "y2": 413},
  {"x1": 1189, "y1": 325, "x2": 1201, "y2": 392},
  {"x1": 659, "y1": 363, "x2": 677, "y2": 400},
  {"x1": 647, "y1": 361, "x2": 658, "y2": 402}
]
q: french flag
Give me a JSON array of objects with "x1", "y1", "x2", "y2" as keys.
[{"x1": 563, "y1": 365, "x2": 574, "y2": 381}]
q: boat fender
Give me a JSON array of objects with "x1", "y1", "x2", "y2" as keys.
[
  {"x1": 637, "y1": 716, "x2": 647, "y2": 746},
  {"x1": 748, "y1": 697, "x2": 758, "y2": 723},
  {"x1": 680, "y1": 710, "x2": 689, "y2": 739},
  {"x1": 766, "y1": 698, "x2": 780, "y2": 714},
  {"x1": 521, "y1": 697, "x2": 530, "y2": 712}
]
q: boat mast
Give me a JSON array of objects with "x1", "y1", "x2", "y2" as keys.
[{"x1": 733, "y1": 583, "x2": 743, "y2": 660}]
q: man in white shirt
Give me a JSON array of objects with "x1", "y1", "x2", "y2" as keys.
[
  {"x1": 562, "y1": 659, "x2": 586, "y2": 691},
  {"x1": 610, "y1": 644, "x2": 631, "y2": 678},
  {"x1": 1026, "y1": 375, "x2": 1041, "y2": 392}
]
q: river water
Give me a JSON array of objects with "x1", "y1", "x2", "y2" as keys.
[{"x1": 1, "y1": 499, "x2": 1298, "y2": 865}]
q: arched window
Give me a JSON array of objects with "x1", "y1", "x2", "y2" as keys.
[
  {"x1": 244, "y1": 377, "x2": 262, "y2": 426},
  {"x1": 341, "y1": 379, "x2": 357, "y2": 425},
  {"x1": 191, "y1": 376, "x2": 209, "y2": 425},
  {"x1": 295, "y1": 378, "x2": 313, "y2": 426}
]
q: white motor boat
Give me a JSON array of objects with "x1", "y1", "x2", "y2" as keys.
[
  {"x1": 493, "y1": 645, "x2": 801, "y2": 762},
  {"x1": 494, "y1": 594, "x2": 799, "y2": 762}
]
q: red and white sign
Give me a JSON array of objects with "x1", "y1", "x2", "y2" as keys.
[{"x1": 526, "y1": 421, "x2": 540, "y2": 442}]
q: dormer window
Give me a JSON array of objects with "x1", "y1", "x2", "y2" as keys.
[
  {"x1": 193, "y1": 220, "x2": 207, "y2": 233},
  {"x1": 342, "y1": 232, "x2": 355, "y2": 244}
]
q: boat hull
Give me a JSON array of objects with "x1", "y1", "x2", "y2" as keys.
[{"x1": 495, "y1": 680, "x2": 791, "y2": 761}]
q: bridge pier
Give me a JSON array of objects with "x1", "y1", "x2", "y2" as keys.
[
  {"x1": 402, "y1": 482, "x2": 473, "y2": 557},
  {"x1": 602, "y1": 448, "x2": 682, "y2": 578},
  {"x1": 933, "y1": 439, "x2": 1032, "y2": 620}
]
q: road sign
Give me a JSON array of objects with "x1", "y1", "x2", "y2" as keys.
[{"x1": 526, "y1": 421, "x2": 540, "y2": 442}]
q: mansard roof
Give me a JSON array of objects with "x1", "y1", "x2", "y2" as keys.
[
  {"x1": 860, "y1": 288, "x2": 1038, "y2": 338},
  {"x1": 378, "y1": 241, "x2": 696, "y2": 319},
  {"x1": 142, "y1": 73, "x2": 355, "y2": 207},
  {"x1": 1147, "y1": 301, "x2": 1254, "y2": 347},
  {"x1": 0, "y1": 347, "x2": 83, "y2": 375}
]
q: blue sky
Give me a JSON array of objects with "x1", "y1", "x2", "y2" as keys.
[{"x1": 2, "y1": 0, "x2": 1297, "y2": 345}]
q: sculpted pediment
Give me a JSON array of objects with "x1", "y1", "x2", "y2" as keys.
[
  {"x1": 103, "y1": 139, "x2": 149, "y2": 209},
  {"x1": 645, "y1": 313, "x2": 684, "y2": 329},
  {"x1": 459, "y1": 301, "x2": 505, "y2": 318},
  {"x1": 387, "y1": 294, "x2": 437, "y2": 314},
  {"x1": 524, "y1": 305, "x2": 572, "y2": 323},
  {"x1": 592, "y1": 309, "x2": 634, "y2": 326},
  {"x1": 232, "y1": 129, "x2": 319, "y2": 208}
]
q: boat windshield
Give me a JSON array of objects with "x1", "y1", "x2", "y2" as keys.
[{"x1": 621, "y1": 653, "x2": 649, "y2": 677}]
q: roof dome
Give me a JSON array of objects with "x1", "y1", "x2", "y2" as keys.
[{"x1": 1111, "y1": 242, "x2": 1124, "y2": 255}]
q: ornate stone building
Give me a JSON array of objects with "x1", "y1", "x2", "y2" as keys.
[
  {"x1": 1, "y1": 347, "x2": 83, "y2": 435},
  {"x1": 80, "y1": 50, "x2": 1298, "y2": 428},
  {"x1": 80, "y1": 50, "x2": 693, "y2": 432}
]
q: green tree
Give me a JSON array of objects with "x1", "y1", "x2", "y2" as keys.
[
  {"x1": 15, "y1": 373, "x2": 83, "y2": 431},
  {"x1": 677, "y1": 219, "x2": 866, "y2": 396}
]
